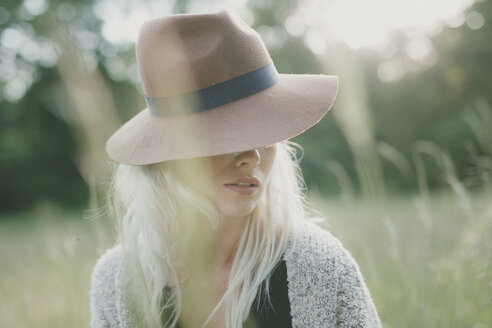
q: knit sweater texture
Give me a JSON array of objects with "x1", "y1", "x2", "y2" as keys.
[{"x1": 90, "y1": 221, "x2": 382, "y2": 327}]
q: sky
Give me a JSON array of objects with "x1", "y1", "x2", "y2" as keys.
[{"x1": 93, "y1": 0, "x2": 479, "y2": 50}]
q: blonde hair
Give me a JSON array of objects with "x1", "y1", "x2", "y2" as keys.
[{"x1": 107, "y1": 140, "x2": 308, "y2": 327}]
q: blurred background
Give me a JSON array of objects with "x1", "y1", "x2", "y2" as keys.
[{"x1": 1, "y1": 0, "x2": 491, "y2": 327}]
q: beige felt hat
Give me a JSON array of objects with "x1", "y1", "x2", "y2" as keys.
[{"x1": 106, "y1": 10, "x2": 339, "y2": 165}]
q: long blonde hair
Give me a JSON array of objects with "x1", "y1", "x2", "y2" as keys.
[{"x1": 107, "y1": 140, "x2": 308, "y2": 327}]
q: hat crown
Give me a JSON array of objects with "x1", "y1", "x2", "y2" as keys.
[{"x1": 136, "y1": 11, "x2": 273, "y2": 98}]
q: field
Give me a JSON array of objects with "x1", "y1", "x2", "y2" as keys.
[
  {"x1": 315, "y1": 191, "x2": 492, "y2": 328},
  {"x1": 0, "y1": 192, "x2": 491, "y2": 327}
]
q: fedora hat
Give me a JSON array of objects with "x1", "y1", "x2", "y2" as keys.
[{"x1": 106, "y1": 10, "x2": 339, "y2": 165}]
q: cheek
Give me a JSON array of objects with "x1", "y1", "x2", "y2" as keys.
[{"x1": 261, "y1": 146, "x2": 277, "y2": 179}]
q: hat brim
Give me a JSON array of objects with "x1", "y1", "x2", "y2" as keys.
[{"x1": 106, "y1": 74, "x2": 339, "y2": 165}]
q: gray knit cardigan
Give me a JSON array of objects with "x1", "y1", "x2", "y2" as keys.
[{"x1": 90, "y1": 221, "x2": 382, "y2": 327}]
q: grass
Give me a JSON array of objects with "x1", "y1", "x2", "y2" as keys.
[
  {"x1": 0, "y1": 204, "x2": 114, "y2": 328},
  {"x1": 313, "y1": 191, "x2": 492, "y2": 328},
  {"x1": 0, "y1": 192, "x2": 491, "y2": 327}
]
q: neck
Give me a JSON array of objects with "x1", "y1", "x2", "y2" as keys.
[
  {"x1": 179, "y1": 213, "x2": 250, "y2": 277},
  {"x1": 172, "y1": 214, "x2": 252, "y2": 328},
  {"x1": 212, "y1": 214, "x2": 249, "y2": 269}
]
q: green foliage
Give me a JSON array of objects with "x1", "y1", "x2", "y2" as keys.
[
  {"x1": 362, "y1": 0, "x2": 492, "y2": 193},
  {"x1": 0, "y1": 68, "x2": 89, "y2": 211},
  {"x1": 0, "y1": 0, "x2": 132, "y2": 212},
  {"x1": 1, "y1": 0, "x2": 492, "y2": 211}
]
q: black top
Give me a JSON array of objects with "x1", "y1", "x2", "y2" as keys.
[
  {"x1": 251, "y1": 259, "x2": 292, "y2": 327},
  {"x1": 175, "y1": 259, "x2": 292, "y2": 327}
]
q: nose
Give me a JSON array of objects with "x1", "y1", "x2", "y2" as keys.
[{"x1": 234, "y1": 149, "x2": 260, "y2": 167}]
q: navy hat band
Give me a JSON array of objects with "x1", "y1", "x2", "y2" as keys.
[{"x1": 145, "y1": 63, "x2": 279, "y2": 117}]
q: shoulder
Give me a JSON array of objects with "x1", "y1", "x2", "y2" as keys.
[
  {"x1": 90, "y1": 245, "x2": 125, "y2": 327},
  {"x1": 91, "y1": 245, "x2": 125, "y2": 282},
  {"x1": 285, "y1": 220, "x2": 382, "y2": 327},
  {"x1": 285, "y1": 220, "x2": 370, "y2": 299},
  {"x1": 285, "y1": 220, "x2": 350, "y2": 269}
]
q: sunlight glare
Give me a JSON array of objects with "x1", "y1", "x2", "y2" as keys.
[{"x1": 296, "y1": 0, "x2": 475, "y2": 50}]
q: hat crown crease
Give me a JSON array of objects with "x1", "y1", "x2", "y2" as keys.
[{"x1": 136, "y1": 10, "x2": 272, "y2": 99}]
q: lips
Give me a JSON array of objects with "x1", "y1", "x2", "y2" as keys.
[{"x1": 224, "y1": 177, "x2": 260, "y2": 195}]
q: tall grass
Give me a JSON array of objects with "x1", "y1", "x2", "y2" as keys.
[
  {"x1": 1, "y1": 190, "x2": 490, "y2": 327},
  {"x1": 313, "y1": 191, "x2": 492, "y2": 328},
  {"x1": 0, "y1": 204, "x2": 113, "y2": 328},
  {"x1": 316, "y1": 47, "x2": 492, "y2": 326}
]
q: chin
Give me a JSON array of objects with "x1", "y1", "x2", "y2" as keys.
[{"x1": 218, "y1": 202, "x2": 257, "y2": 218}]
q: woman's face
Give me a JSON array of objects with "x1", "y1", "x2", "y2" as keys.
[{"x1": 177, "y1": 144, "x2": 277, "y2": 218}]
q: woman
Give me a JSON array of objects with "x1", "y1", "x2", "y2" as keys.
[{"x1": 90, "y1": 10, "x2": 382, "y2": 328}]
